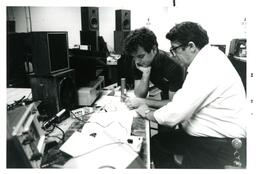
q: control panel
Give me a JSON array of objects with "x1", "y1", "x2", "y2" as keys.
[{"x1": 7, "y1": 102, "x2": 46, "y2": 168}]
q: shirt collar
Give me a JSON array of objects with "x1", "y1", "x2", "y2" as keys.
[{"x1": 187, "y1": 44, "x2": 210, "y2": 73}]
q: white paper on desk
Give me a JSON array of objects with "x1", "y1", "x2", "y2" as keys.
[
  {"x1": 103, "y1": 121, "x2": 128, "y2": 140},
  {"x1": 80, "y1": 122, "x2": 103, "y2": 136},
  {"x1": 59, "y1": 130, "x2": 115, "y2": 157},
  {"x1": 87, "y1": 111, "x2": 135, "y2": 137},
  {"x1": 95, "y1": 95, "x2": 130, "y2": 112},
  {"x1": 63, "y1": 142, "x2": 138, "y2": 169}
]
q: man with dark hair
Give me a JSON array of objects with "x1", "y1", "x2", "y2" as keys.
[
  {"x1": 124, "y1": 27, "x2": 185, "y2": 109},
  {"x1": 135, "y1": 22, "x2": 247, "y2": 168}
]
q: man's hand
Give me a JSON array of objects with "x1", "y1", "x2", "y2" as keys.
[
  {"x1": 135, "y1": 104, "x2": 150, "y2": 119},
  {"x1": 125, "y1": 97, "x2": 145, "y2": 109},
  {"x1": 136, "y1": 63, "x2": 151, "y2": 75}
]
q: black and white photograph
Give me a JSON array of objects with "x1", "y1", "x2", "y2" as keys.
[{"x1": 1, "y1": 0, "x2": 255, "y2": 173}]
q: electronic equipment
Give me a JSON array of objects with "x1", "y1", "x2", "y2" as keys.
[
  {"x1": 127, "y1": 136, "x2": 143, "y2": 153},
  {"x1": 69, "y1": 50, "x2": 97, "y2": 87},
  {"x1": 117, "y1": 54, "x2": 134, "y2": 89},
  {"x1": 211, "y1": 44, "x2": 226, "y2": 54},
  {"x1": 80, "y1": 7, "x2": 100, "y2": 52},
  {"x1": 7, "y1": 32, "x2": 32, "y2": 87},
  {"x1": 114, "y1": 9, "x2": 131, "y2": 54},
  {"x1": 7, "y1": 20, "x2": 16, "y2": 33},
  {"x1": 115, "y1": 10, "x2": 131, "y2": 31},
  {"x1": 228, "y1": 39, "x2": 247, "y2": 91},
  {"x1": 228, "y1": 39, "x2": 247, "y2": 58},
  {"x1": 120, "y1": 78, "x2": 126, "y2": 102},
  {"x1": 7, "y1": 102, "x2": 46, "y2": 168},
  {"x1": 78, "y1": 76, "x2": 105, "y2": 106},
  {"x1": 71, "y1": 107, "x2": 94, "y2": 118},
  {"x1": 30, "y1": 69, "x2": 77, "y2": 117},
  {"x1": 31, "y1": 31, "x2": 70, "y2": 76},
  {"x1": 80, "y1": 30, "x2": 99, "y2": 52},
  {"x1": 81, "y1": 7, "x2": 99, "y2": 31},
  {"x1": 42, "y1": 109, "x2": 66, "y2": 129},
  {"x1": 114, "y1": 30, "x2": 130, "y2": 54}
]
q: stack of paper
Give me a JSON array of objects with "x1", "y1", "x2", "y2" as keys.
[{"x1": 60, "y1": 110, "x2": 139, "y2": 169}]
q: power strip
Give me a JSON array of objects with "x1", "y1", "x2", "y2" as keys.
[{"x1": 71, "y1": 107, "x2": 94, "y2": 117}]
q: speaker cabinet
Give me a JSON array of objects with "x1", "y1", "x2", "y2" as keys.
[
  {"x1": 80, "y1": 30, "x2": 99, "y2": 51},
  {"x1": 117, "y1": 54, "x2": 134, "y2": 88},
  {"x1": 115, "y1": 10, "x2": 131, "y2": 31},
  {"x1": 81, "y1": 7, "x2": 99, "y2": 31},
  {"x1": 7, "y1": 32, "x2": 31, "y2": 87},
  {"x1": 31, "y1": 32, "x2": 69, "y2": 76},
  {"x1": 69, "y1": 50, "x2": 97, "y2": 87},
  {"x1": 114, "y1": 31, "x2": 130, "y2": 54},
  {"x1": 7, "y1": 20, "x2": 15, "y2": 33},
  {"x1": 30, "y1": 69, "x2": 77, "y2": 116}
]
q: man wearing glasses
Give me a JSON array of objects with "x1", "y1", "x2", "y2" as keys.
[
  {"x1": 123, "y1": 27, "x2": 185, "y2": 109},
  {"x1": 135, "y1": 22, "x2": 247, "y2": 168}
]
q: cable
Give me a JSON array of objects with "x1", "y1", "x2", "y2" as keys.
[
  {"x1": 44, "y1": 127, "x2": 56, "y2": 140},
  {"x1": 44, "y1": 123, "x2": 65, "y2": 143},
  {"x1": 26, "y1": 92, "x2": 32, "y2": 100},
  {"x1": 46, "y1": 135, "x2": 63, "y2": 141},
  {"x1": 44, "y1": 125, "x2": 56, "y2": 134},
  {"x1": 98, "y1": 165, "x2": 116, "y2": 169},
  {"x1": 70, "y1": 111, "x2": 105, "y2": 128},
  {"x1": 7, "y1": 93, "x2": 33, "y2": 111},
  {"x1": 72, "y1": 141, "x2": 125, "y2": 158},
  {"x1": 72, "y1": 139, "x2": 139, "y2": 160},
  {"x1": 70, "y1": 111, "x2": 129, "y2": 135},
  {"x1": 54, "y1": 124, "x2": 65, "y2": 141}
]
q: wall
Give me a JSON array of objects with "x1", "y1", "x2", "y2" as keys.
[
  {"x1": 167, "y1": 0, "x2": 247, "y2": 54},
  {"x1": 30, "y1": 7, "x2": 81, "y2": 48},
  {"x1": 8, "y1": 6, "x2": 169, "y2": 52},
  {"x1": 7, "y1": 1, "x2": 246, "y2": 54},
  {"x1": 7, "y1": 7, "x2": 81, "y2": 48}
]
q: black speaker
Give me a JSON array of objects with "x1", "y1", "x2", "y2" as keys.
[
  {"x1": 7, "y1": 32, "x2": 32, "y2": 87},
  {"x1": 114, "y1": 30, "x2": 130, "y2": 54},
  {"x1": 31, "y1": 32, "x2": 69, "y2": 76},
  {"x1": 115, "y1": 10, "x2": 131, "y2": 31},
  {"x1": 80, "y1": 30, "x2": 99, "y2": 51},
  {"x1": 81, "y1": 7, "x2": 99, "y2": 31},
  {"x1": 117, "y1": 54, "x2": 134, "y2": 89},
  {"x1": 7, "y1": 20, "x2": 15, "y2": 33},
  {"x1": 69, "y1": 50, "x2": 97, "y2": 87},
  {"x1": 30, "y1": 69, "x2": 77, "y2": 117}
]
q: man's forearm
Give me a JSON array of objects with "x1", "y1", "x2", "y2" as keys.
[
  {"x1": 145, "y1": 99, "x2": 169, "y2": 109},
  {"x1": 134, "y1": 75, "x2": 150, "y2": 98}
]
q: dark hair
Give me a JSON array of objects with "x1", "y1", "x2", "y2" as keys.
[
  {"x1": 166, "y1": 22, "x2": 209, "y2": 49},
  {"x1": 124, "y1": 27, "x2": 158, "y2": 54}
]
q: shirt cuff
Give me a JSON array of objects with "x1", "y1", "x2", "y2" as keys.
[{"x1": 153, "y1": 106, "x2": 166, "y2": 124}]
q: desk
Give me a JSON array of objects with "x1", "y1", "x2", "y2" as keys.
[
  {"x1": 7, "y1": 88, "x2": 151, "y2": 169},
  {"x1": 41, "y1": 91, "x2": 151, "y2": 169}
]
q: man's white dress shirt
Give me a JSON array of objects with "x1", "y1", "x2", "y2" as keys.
[{"x1": 154, "y1": 45, "x2": 247, "y2": 138}]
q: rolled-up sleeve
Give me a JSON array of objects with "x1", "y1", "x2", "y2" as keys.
[{"x1": 153, "y1": 60, "x2": 219, "y2": 127}]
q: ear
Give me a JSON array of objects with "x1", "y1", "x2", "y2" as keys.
[
  {"x1": 152, "y1": 45, "x2": 157, "y2": 54},
  {"x1": 187, "y1": 41, "x2": 197, "y2": 53}
]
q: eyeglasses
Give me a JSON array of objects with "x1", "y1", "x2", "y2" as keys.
[{"x1": 169, "y1": 44, "x2": 184, "y2": 56}]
